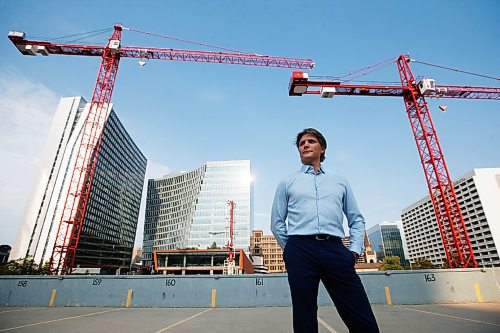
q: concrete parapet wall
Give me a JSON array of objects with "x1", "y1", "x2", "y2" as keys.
[{"x1": 1, "y1": 268, "x2": 499, "y2": 307}]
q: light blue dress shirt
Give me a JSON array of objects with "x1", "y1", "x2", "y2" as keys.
[{"x1": 271, "y1": 164, "x2": 366, "y2": 254}]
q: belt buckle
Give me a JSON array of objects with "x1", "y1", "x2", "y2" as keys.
[{"x1": 315, "y1": 235, "x2": 329, "y2": 241}]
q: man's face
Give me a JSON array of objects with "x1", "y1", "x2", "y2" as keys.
[{"x1": 298, "y1": 133, "x2": 325, "y2": 166}]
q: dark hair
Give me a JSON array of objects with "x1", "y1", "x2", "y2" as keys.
[{"x1": 295, "y1": 128, "x2": 327, "y2": 162}]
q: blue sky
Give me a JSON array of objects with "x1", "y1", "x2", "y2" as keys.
[{"x1": 1, "y1": 1, "x2": 499, "y2": 248}]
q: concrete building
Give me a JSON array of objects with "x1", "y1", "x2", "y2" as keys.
[
  {"x1": 0, "y1": 245, "x2": 11, "y2": 264},
  {"x1": 143, "y1": 160, "x2": 253, "y2": 267},
  {"x1": 11, "y1": 97, "x2": 147, "y2": 273},
  {"x1": 250, "y1": 230, "x2": 285, "y2": 273},
  {"x1": 402, "y1": 168, "x2": 500, "y2": 267},
  {"x1": 249, "y1": 245, "x2": 269, "y2": 274},
  {"x1": 153, "y1": 249, "x2": 254, "y2": 275},
  {"x1": 129, "y1": 247, "x2": 143, "y2": 273},
  {"x1": 367, "y1": 221, "x2": 409, "y2": 266}
]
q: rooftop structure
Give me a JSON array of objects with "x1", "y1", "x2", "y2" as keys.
[{"x1": 153, "y1": 249, "x2": 254, "y2": 275}]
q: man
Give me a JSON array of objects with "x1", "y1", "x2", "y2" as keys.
[{"x1": 271, "y1": 128, "x2": 379, "y2": 333}]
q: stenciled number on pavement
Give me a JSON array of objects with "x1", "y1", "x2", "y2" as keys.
[
  {"x1": 17, "y1": 280, "x2": 28, "y2": 287},
  {"x1": 256, "y1": 278, "x2": 264, "y2": 286},
  {"x1": 166, "y1": 278, "x2": 176, "y2": 287},
  {"x1": 424, "y1": 273, "x2": 436, "y2": 282},
  {"x1": 92, "y1": 278, "x2": 102, "y2": 286}
]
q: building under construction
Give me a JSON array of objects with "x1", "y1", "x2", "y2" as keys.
[
  {"x1": 153, "y1": 249, "x2": 254, "y2": 275},
  {"x1": 11, "y1": 97, "x2": 147, "y2": 274}
]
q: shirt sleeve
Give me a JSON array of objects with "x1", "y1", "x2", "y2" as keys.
[
  {"x1": 343, "y1": 180, "x2": 366, "y2": 255},
  {"x1": 271, "y1": 179, "x2": 289, "y2": 249}
]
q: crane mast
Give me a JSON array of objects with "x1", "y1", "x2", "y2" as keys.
[
  {"x1": 9, "y1": 25, "x2": 314, "y2": 275},
  {"x1": 223, "y1": 200, "x2": 237, "y2": 275},
  {"x1": 50, "y1": 26, "x2": 123, "y2": 275},
  {"x1": 396, "y1": 55, "x2": 476, "y2": 268},
  {"x1": 288, "y1": 55, "x2": 499, "y2": 268}
]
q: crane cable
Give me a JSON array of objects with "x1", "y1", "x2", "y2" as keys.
[
  {"x1": 66, "y1": 30, "x2": 113, "y2": 44},
  {"x1": 30, "y1": 28, "x2": 113, "y2": 44},
  {"x1": 411, "y1": 59, "x2": 499, "y2": 81},
  {"x1": 123, "y1": 26, "x2": 253, "y2": 55},
  {"x1": 334, "y1": 56, "x2": 398, "y2": 80},
  {"x1": 341, "y1": 60, "x2": 396, "y2": 84},
  {"x1": 311, "y1": 56, "x2": 398, "y2": 84}
]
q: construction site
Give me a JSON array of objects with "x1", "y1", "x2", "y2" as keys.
[
  {"x1": 2, "y1": 2, "x2": 500, "y2": 332},
  {"x1": 5, "y1": 23, "x2": 500, "y2": 275}
]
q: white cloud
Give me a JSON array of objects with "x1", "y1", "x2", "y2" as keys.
[
  {"x1": 0, "y1": 70, "x2": 59, "y2": 245},
  {"x1": 0, "y1": 68, "x2": 171, "y2": 248},
  {"x1": 134, "y1": 160, "x2": 171, "y2": 247}
]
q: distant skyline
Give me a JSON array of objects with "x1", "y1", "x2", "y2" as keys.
[{"x1": 1, "y1": 1, "x2": 499, "y2": 249}]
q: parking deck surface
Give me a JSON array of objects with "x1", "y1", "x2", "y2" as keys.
[{"x1": 1, "y1": 303, "x2": 499, "y2": 332}]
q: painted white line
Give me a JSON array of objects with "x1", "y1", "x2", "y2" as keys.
[
  {"x1": 318, "y1": 316, "x2": 339, "y2": 333},
  {"x1": 154, "y1": 308, "x2": 213, "y2": 333},
  {"x1": 0, "y1": 308, "x2": 124, "y2": 332},
  {"x1": 0, "y1": 308, "x2": 37, "y2": 314},
  {"x1": 395, "y1": 305, "x2": 500, "y2": 327}
]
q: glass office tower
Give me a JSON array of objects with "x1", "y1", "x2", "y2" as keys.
[
  {"x1": 367, "y1": 221, "x2": 409, "y2": 266},
  {"x1": 12, "y1": 97, "x2": 147, "y2": 273},
  {"x1": 143, "y1": 160, "x2": 253, "y2": 267},
  {"x1": 75, "y1": 110, "x2": 147, "y2": 270}
]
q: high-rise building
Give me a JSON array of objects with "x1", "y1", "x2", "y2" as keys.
[
  {"x1": 250, "y1": 230, "x2": 285, "y2": 273},
  {"x1": 143, "y1": 160, "x2": 253, "y2": 267},
  {"x1": 0, "y1": 245, "x2": 11, "y2": 263},
  {"x1": 367, "y1": 221, "x2": 409, "y2": 266},
  {"x1": 402, "y1": 168, "x2": 500, "y2": 267},
  {"x1": 11, "y1": 97, "x2": 147, "y2": 273}
]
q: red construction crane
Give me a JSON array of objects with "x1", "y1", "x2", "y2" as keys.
[
  {"x1": 8, "y1": 24, "x2": 314, "y2": 275},
  {"x1": 210, "y1": 200, "x2": 237, "y2": 274},
  {"x1": 227, "y1": 200, "x2": 236, "y2": 265},
  {"x1": 289, "y1": 55, "x2": 499, "y2": 269}
]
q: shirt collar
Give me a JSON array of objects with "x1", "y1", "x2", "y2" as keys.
[{"x1": 300, "y1": 164, "x2": 325, "y2": 174}]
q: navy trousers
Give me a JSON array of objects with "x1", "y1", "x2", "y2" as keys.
[{"x1": 284, "y1": 236, "x2": 379, "y2": 333}]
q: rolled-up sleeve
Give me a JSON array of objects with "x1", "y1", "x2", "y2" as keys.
[
  {"x1": 271, "y1": 180, "x2": 288, "y2": 249},
  {"x1": 343, "y1": 181, "x2": 366, "y2": 255}
]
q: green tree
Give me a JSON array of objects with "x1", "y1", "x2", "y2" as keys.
[
  {"x1": 210, "y1": 242, "x2": 218, "y2": 249},
  {"x1": 39, "y1": 261, "x2": 51, "y2": 275},
  {"x1": 0, "y1": 258, "x2": 48, "y2": 275},
  {"x1": 439, "y1": 260, "x2": 450, "y2": 269},
  {"x1": 379, "y1": 256, "x2": 404, "y2": 271},
  {"x1": 412, "y1": 257, "x2": 434, "y2": 269}
]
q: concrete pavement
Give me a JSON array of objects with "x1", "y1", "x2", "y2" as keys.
[{"x1": 1, "y1": 303, "x2": 499, "y2": 332}]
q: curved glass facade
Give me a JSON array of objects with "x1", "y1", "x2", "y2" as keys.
[
  {"x1": 143, "y1": 166, "x2": 205, "y2": 265},
  {"x1": 143, "y1": 160, "x2": 253, "y2": 267},
  {"x1": 187, "y1": 160, "x2": 253, "y2": 251}
]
